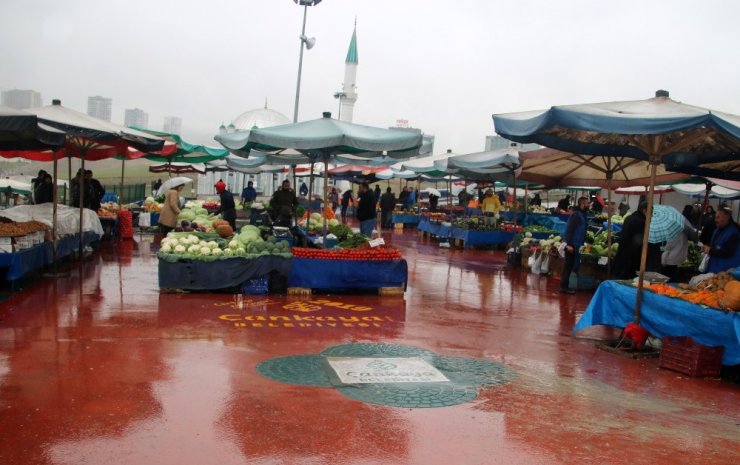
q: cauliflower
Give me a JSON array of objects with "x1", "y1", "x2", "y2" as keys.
[
  {"x1": 211, "y1": 248, "x2": 222, "y2": 256},
  {"x1": 160, "y1": 244, "x2": 172, "y2": 253},
  {"x1": 228, "y1": 239, "x2": 239, "y2": 250},
  {"x1": 236, "y1": 247, "x2": 246, "y2": 255},
  {"x1": 187, "y1": 235, "x2": 198, "y2": 244},
  {"x1": 222, "y1": 248, "x2": 234, "y2": 256},
  {"x1": 199, "y1": 246, "x2": 211, "y2": 255},
  {"x1": 188, "y1": 245, "x2": 200, "y2": 254},
  {"x1": 207, "y1": 241, "x2": 219, "y2": 249},
  {"x1": 175, "y1": 245, "x2": 186, "y2": 253},
  {"x1": 525, "y1": 232, "x2": 532, "y2": 238},
  {"x1": 168, "y1": 238, "x2": 179, "y2": 247}
]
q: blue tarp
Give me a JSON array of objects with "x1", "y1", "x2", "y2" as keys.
[
  {"x1": 288, "y1": 258, "x2": 408, "y2": 289},
  {"x1": 158, "y1": 256, "x2": 291, "y2": 290},
  {"x1": 0, "y1": 232, "x2": 100, "y2": 281},
  {"x1": 391, "y1": 214, "x2": 420, "y2": 225},
  {"x1": 574, "y1": 280, "x2": 740, "y2": 365},
  {"x1": 449, "y1": 229, "x2": 515, "y2": 248}
]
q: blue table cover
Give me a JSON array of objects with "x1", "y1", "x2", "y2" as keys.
[
  {"x1": 288, "y1": 258, "x2": 408, "y2": 289},
  {"x1": 574, "y1": 280, "x2": 740, "y2": 365},
  {"x1": 449, "y1": 228, "x2": 515, "y2": 248},
  {"x1": 0, "y1": 232, "x2": 100, "y2": 281},
  {"x1": 391, "y1": 214, "x2": 420, "y2": 225},
  {"x1": 158, "y1": 256, "x2": 291, "y2": 290},
  {"x1": 602, "y1": 221, "x2": 623, "y2": 232}
]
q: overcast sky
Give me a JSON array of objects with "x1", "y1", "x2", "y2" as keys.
[{"x1": 2, "y1": 0, "x2": 739, "y2": 155}]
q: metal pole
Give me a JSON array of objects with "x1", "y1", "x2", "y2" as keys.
[
  {"x1": 78, "y1": 155, "x2": 85, "y2": 257},
  {"x1": 293, "y1": 4, "x2": 308, "y2": 123}
]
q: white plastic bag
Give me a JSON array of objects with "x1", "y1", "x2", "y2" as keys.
[
  {"x1": 557, "y1": 242, "x2": 567, "y2": 258},
  {"x1": 540, "y1": 254, "x2": 550, "y2": 274},
  {"x1": 531, "y1": 250, "x2": 543, "y2": 274},
  {"x1": 698, "y1": 253, "x2": 710, "y2": 273}
]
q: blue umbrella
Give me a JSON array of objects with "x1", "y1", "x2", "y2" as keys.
[
  {"x1": 493, "y1": 90, "x2": 740, "y2": 324},
  {"x1": 649, "y1": 205, "x2": 685, "y2": 244}
]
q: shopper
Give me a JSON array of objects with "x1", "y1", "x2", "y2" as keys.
[
  {"x1": 702, "y1": 208, "x2": 740, "y2": 273},
  {"x1": 481, "y1": 189, "x2": 502, "y2": 228},
  {"x1": 31, "y1": 170, "x2": 48, "y2": 204},
  {"x1": 152, "y1": 178, "x2": 162, "y2": 196},
  {"x1": 356, "y1": 181, "x2": 377, "y2": 237},
  {"x1": 159, "y1": 183, "x2": 184, "y2": 234},
  {"x1": 560, "y1": 196, "x2": 589, "y2": 294},
  {"x1": 34, "y1": 174, "x2": 54, "y2": 204},
  {"x1": 662, "y1": 218, "x2": 698, "y2": 281},
  {"x1": 299, "y1": 181, "x2": 308, "y2": 197},
  {"x1": 612, "y1": 201, "x2": 662, "y2": 279},
  {"x1": 380, "y1": 187, "x2": 396, "y2": 229},
  {"x1": 85, "y1": 170, "x2": 105, "y2": 211},
  {"x1": 214, "y1": 182, "x2": 237, "y2": 230},
  {"x1": 699, "y1": 206, "x2": 716, "y2": 245},
  {"x1": 429, "y1": 191, "x2": 439, "y2": 212},
  {"x1": 241, "y1": 181, "x2": 257, "y2": 203},
  {"x1": 340, "y1": 189, "x2": 354, "y2": 223},
  {"x1": 328, "y1": 187, "x2": 339, "y2": 212},
  {"x1": 374, "y1": 185, "x2": 381, "y2": 203},
  {"x1": 270, "y1": 180, "x2": 298, "y2": 226}
]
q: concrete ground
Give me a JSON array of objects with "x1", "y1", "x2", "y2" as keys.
[{"x1": 0, "y1": 227, "x2": 737, "y2": 465}]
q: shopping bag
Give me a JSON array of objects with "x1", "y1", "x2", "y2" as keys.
[
  {"x1": 698, "y1": 253, "x2": 710, "y2": 273},
  {"x1": 557, "y1": 242, "x2": 567, "y2": 258},
  {"x1": 531, "y1": 250, "x2": 543, "y2": 274},
  {"x1": 540, "y1": 255, "x2": 550, "y2": 274}
]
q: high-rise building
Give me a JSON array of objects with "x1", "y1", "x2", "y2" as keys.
[
  {"x1": 334, "y1": 23, "x2": 358, "y2": 122},
  {"x1": 1, "y1": 89, "x2": 42, "y2": 109},
  {"x1": 163, "y1": 116, "x2": 182, "y2": 134},
  {"x1": 87, "y1": 95, "x2": 112, "y2": 121},
  {"x1": 124, "y1": 108, "x2": 148, "y2": 129}
]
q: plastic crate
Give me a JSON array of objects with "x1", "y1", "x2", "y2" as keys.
[
  {"x1": 659, "y1": 336, "x2": 724, "y2": 377},
  {"x1": 242, "y1": 275, "x2": 269, "y2": 295}
]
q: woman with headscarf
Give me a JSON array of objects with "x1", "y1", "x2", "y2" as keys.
[
  {"x1": 214, "y1": 182, "x2": 237, "y2": 230},
  {"x1": 159, "y1": 183, "x2": 184, "y2": 234}
]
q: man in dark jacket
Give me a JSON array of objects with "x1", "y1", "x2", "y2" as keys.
[
  {"x1": 612, "y1": 202, "x2": 662, "y2": 279},
  {"x1": 215, "y1": 183, "x2": 237, "y2": 229},
  {"x1": 379, "y1": 187, "x2": 396, "y2": 229},
  {"x1": 356, "y1": 181, "x2": 377, "y2": 237},
  {"x1": 560, "y1": 197, "x2": 589, "y2": 294},
  {"x1": 374, "y1": 185, "x2": 381, "y2": 203},
  {"x1": 85, "y1": 170, "x2": 105, "y2": 211},
  {"x1": 270, "y1": 180, "x2": 298, "y2": 226}
]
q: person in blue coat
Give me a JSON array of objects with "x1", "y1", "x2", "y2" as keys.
[
  {"x1": 703, "y1": 207, "x2": 740, "y2": 273},
  {"x1": 560, "y1": 196, "x2": 589, "y2": 294}
]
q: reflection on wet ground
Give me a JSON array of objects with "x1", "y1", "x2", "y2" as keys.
[{"x1": 0, "y1": 228, "x2": 737, "y2": 465}]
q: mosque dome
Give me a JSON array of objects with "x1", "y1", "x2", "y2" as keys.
[{"x1": 231, "y1": 105, "x2": 290, "y2": 131}]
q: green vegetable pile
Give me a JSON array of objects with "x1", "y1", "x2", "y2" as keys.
[{"x1": 158, "y1": 226, "x2": 292, "y2": 262}]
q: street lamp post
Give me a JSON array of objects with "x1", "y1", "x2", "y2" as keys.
[
  {"x1": 292, "y1": 0, "x2": 321, "y2": 123},
  {"x1": 333, "y1": 91, "x2": 346, "y2": 120}
]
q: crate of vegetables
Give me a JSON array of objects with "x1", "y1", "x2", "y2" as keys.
[{"x1": 659, "y1": 336, "x2": 724, "y2": 377}]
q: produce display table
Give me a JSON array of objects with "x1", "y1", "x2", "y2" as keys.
[
  {"x1": 0, "y1": 231, "x2": 100, "y2": 282},
  {"x1": 418, "y1": 218, "x2": 452, "y2": 238},
  {"x1": 524, "y1": 213, "x2": 567, "y2": 235},
  {"x1": 158, "y1": 256, "x2": 291, "y2": 291},
  {"x1": 500, "y1": 211, "x2": 525, "y2": 222},
  {"x1": 449, "y1": 228, "x2": 515, "y2": 248},
  {"x1": 391, "y1": 214, "x2": 420, "y2": 225},
  {"x1": 574, "y1": 280, "x2": 740, "y2": 365},
  {"x1": 288, "y1": 258, "x2": 408, "y2": 290}
]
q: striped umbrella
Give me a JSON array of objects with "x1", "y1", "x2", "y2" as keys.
[{"x1": 648, "y1": 205, "x2": 685, "y2": 243}]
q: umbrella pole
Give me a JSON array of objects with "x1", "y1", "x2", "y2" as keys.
[
  {"x1": 512, "y1": 169, "x2": 517, "y2": 226},
  {"x1": 606, "y1": 176, "x2": 613, "y2": 278},
  {"x1": 67, "y1": 156, "x2": 72, "y2": 206},
  {"x1": 322, "y1": 155, "x2": 329, "y2": 247},
  {"x1": 307, "y1": 161, "x2": 315, "y2": 219},
  {"x1": 51, "y1": 149, "x2": 60, "y2": 274},
  {"x1": 120, "y1": 159, "x2": 125, "y2": 204},
  {"x1": 78, "y1": 155, "x2": 86, "y2": 258},
  {"x1": 634, "y1": 160, "x2": 659, "y2": 324}
]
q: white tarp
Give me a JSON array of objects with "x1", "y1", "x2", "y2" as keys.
[{"x1": 0, "y1": 204, "x2": 104, "y2": 237}]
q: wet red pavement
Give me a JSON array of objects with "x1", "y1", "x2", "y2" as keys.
[{"x1": 0, "y1": 228, "x2": 738, "y2": 465}]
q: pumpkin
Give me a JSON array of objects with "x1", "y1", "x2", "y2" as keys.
[
  {"x1": 211, "y1": 220, "x2": 229, "y2": 229},
  {"x1": 722, "y1": 280, "x2": 740, "y2": 311},
  {"x1": 216, "y1": 224, "x2": 234, "y2": 238}
]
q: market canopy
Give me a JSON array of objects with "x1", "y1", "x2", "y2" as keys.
[
  {"x1": 132, "y1": 128, "x2": 229, "y2": 163},
  {"x1": 215, "y1": 112, "x2": 424, "y2": 160},
  {"x1": 0, "y1": 105, "x2": 65, "y2": 151},
  {"x1": 493, "y1": 90, "x2": 740, "y2": 181},
  {"x1": 149, "y1": 162, "x2": 206, "y2": 175}
]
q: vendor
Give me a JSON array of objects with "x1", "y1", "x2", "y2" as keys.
[
  {"x1": 702, "y1": 207, "x2": 740, "y2": 273},
  {"x1": 481, "y1": 189, "x2": 501, "y2": 227},
  {"x1": 159, "y1": 182, "x2": 185, "y2": 235},
  {"x1": 612, "y1": 201, "x2": 662, "y2": 279},
  {"x1": 214, "y1": 182, "x2": 237, "y2": 230},
  {"x1": 241, "y1": 181, "x2": 257, "y2": 204},
  {"x1": 557, "y1": 195, "x2": 571, "y2": 213},
  {"x1": 271, "y1": 180, "x2": 298, "y2": 227}
]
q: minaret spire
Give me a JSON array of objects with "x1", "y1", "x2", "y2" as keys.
[{"x1": 337, "y1": 21, "x2": 359, "y2": 122}]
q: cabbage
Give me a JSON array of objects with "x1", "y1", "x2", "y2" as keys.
[
  {"x1": 328, "y1": 219, "x2": 339, "y2": 227},
  {"x1": 228, "y1": 240, "x2": 239, "y2": 249},
  {"x1": 236, "y1": 247, "x2": 246, "y2": 255},
  {"x1": 310, "y1": 212, "x2": 322, "y2": 222}
]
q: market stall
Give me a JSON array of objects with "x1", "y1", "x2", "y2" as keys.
[{"x1": 574, "y1": 279, "x2": 740, "y2": 365}]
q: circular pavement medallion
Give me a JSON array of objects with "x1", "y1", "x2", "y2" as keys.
[{"x1": 256, "y1": 343, "x2": 516, "y2": 408}]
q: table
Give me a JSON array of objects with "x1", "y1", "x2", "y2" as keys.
[
  {"x1": 391, "y1": 214, "x2": 420, "y2": 225},
  {"x1": 288, "y1": 258, "x2": 408, "y2": 290},
  {"x1": 158, "y1": 256, "x2": 292, "y2": 290},
  {"x1": 523, "y1": 213, "x2": 567, "y2": 235},
  {"x1": 449, "y1": 228, "x2": 515, "y2": 248},
  {"x1": 0, "y1": 232, "x2": 100, "y2": 282},
  {"x1": 574, "y1": 280, "x2": 740, "y2": 365}
]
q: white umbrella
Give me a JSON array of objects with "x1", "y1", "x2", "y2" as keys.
[{"x1": 157, "y1": 177, "x2": 193, "y2": 197}]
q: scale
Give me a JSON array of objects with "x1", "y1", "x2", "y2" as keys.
[{"x1": 272, "y1": 226, "x2": 291, "y2": 238}]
